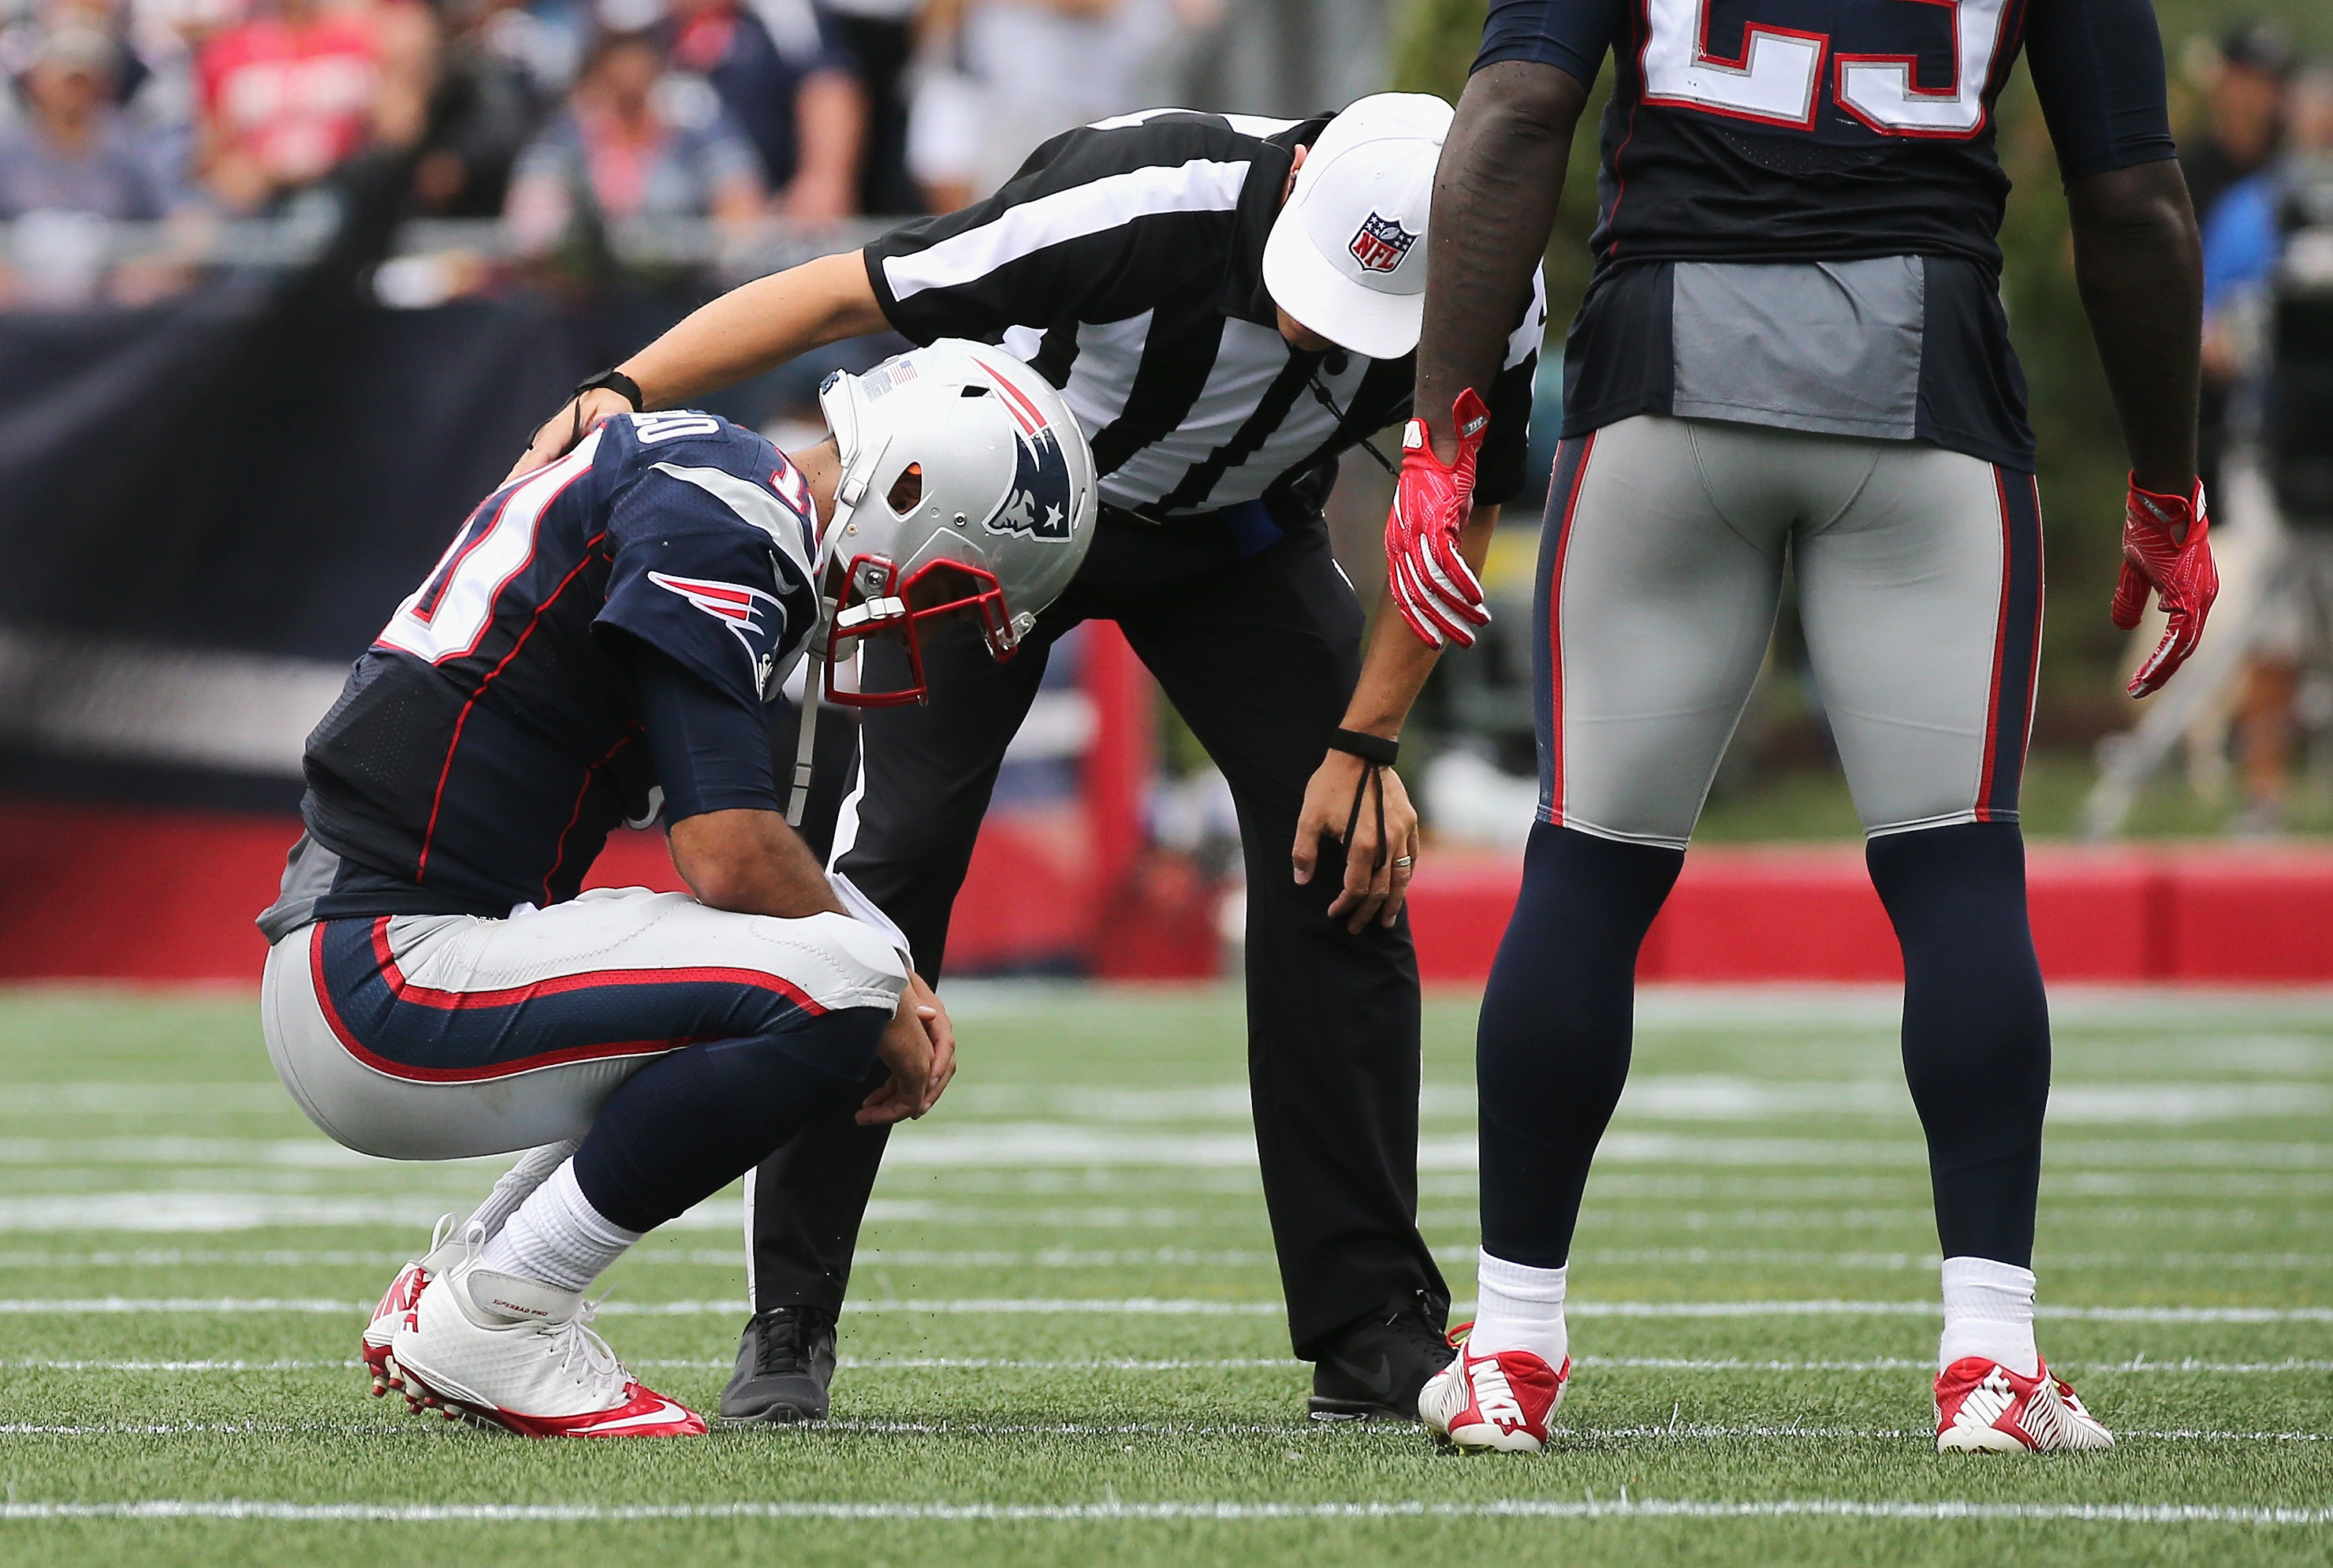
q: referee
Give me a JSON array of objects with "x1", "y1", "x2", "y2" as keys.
[{"x1": 512, "y1": 93, "x2": 1544, "y2": 1423}]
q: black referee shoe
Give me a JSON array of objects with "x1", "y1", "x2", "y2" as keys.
[
  {"x1": 1307, "y1": 1294, "x2": 1455, "y2": 1422},
  {"x1": 719, "y1": 1305, "x2": 837, "y2": 1425}
]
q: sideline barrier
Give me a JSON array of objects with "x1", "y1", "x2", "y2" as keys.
[
  {"x1": 5, "y1": 797, "x2": 2333, "y2": 985},
  {"x1": 1404, "y1": 844, "x2": 2333, "y2": 985}
]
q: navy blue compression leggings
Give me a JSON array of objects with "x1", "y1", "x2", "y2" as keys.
[{"x1": 1476, "y1": 821, "x2": 2049, "y2": 1269}]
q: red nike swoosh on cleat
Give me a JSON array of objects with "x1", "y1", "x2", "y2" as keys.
[{"x1": 569, "y1": 1400, "x2": 695, "y2": 1436}]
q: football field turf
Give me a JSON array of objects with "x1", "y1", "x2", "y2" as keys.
[{"x1": 0, "y1": 983, "x2": 2327, "y2": 1566}]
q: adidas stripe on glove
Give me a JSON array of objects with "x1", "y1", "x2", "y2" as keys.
[
  {"x1": 1385, "y1": 389, "x2": 1492, "y2": 649},
  {"x1": 2111, "y1": 476, "x2": 2217, "y2": 698}
]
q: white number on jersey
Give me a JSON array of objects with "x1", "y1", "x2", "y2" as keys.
[
  {"x1": 1641, "y1": 0, "x2": 2010, "y2": 139},
  {"x1": 631, "y1": 412, "x2": 723, "y2": 444},
  {"x1": 376, "y1": 436, "x2": 600, "y2": 665}
]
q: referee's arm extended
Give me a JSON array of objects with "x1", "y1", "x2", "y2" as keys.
[{"x1": 509, "y1": 251, "x2": 887, "y2": 478}]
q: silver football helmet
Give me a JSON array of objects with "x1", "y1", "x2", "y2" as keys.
[{"x1": 812, "y1": 337, "x2": 1098, "y2": 708}]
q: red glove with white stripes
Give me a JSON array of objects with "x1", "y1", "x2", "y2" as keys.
[
  {"x1": 1384, "y1": 389, "x2": 1492, "y2": 649},
  {"x1": 2111, "y1": 476, "x2": 2217, "y2": 698}
]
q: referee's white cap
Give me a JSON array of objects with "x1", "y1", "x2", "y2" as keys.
[{"x1": 1262, "y1": 91, "x2": 1455, "y2": 361}]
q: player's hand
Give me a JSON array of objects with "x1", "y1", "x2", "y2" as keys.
[
  {"x1": 504, "y1": 387, "x2": 635, "y2": 483},
  {"x1": 859, "y1": 972, "x2": 956, "y2": 1126},
  {"x1": 1292, "y1": 749, "x2": 1419, "y2": 934},
  {"x1": 1384, "y1": 389, "x2": 1493, "y2": 649},
  {"x1": 2111, "y1": 476, "x2": 2217, "y2": 698}
]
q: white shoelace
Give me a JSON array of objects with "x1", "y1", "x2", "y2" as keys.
[{"x1": 542, "y1": 1300, "x2": 624, "y2": 1395}]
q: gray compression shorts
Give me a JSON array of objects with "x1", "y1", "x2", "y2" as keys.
[{"x1": 1533, "y1": 415, "x2": 2043, "y2": 848}]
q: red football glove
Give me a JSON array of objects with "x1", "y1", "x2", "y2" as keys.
[
  {"x1": 2111, "y1": 476, "x2": 2217, "y2": 698},
  {"x1": 1385, "y1": 389, "x2": 1492, "y2": 649}
]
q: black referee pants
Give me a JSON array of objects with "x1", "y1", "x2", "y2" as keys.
[{"x1": 747, "y1": 512, "x2": 1448, "y2": 1358}]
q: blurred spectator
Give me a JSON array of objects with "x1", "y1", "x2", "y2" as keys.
[
  {"x1": 123, "y1": 0, "x2": 242, "y2": 211},
  {"x1": 668, "y1": 0, "x2": 861, "y2": 221},
  {"x1": 822, "y1": 0, "x2": 915, "y2": 213},
  {"x1": 0, "y1": 24, "x2": 171, "y2": 219},
  {"x1": 411, "y1": 0, "x2": 554, "y2": 215},
  {"x1": 503, "y1": 21, "x2": 763, "y2": 251},
  {"x1": 910, "y1": 0, "x2": 1191, "y2": 204},
  {"x1": 196, "y1": 0, "x2": 438, "y2": 214},
  {"x1": 2186, "y1": 25, "x2": 2292, "y2": 226},
  {"x1": 2184, "y1": 24, "x2": 2292, "y2": 508},
  {"x1": 2205, "y1": 65, "x2": 2333, "y2": 832}
]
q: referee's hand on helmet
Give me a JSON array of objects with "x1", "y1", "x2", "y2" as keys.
[{"x1": 1293, "y1": 750, "x2": 1420, "y2": 935}]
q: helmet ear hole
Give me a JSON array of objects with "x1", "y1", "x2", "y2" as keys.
[{"x1": 885, "y1": 462, "x2": 924, "y2": 516}]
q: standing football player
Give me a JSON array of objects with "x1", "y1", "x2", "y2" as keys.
[
  {"x1": 1378, "y1": 0, "x2": 2212, "y2": 1453},
  {"x1": 509, "y1": 93, "x2": 1546, "y2": 1425},
  {"x1": 255, "y1": 341, "x2": 1095, "y2": 1437}
]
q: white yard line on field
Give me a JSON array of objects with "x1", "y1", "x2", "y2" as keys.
[
  {"x1": 2, "y1": 1497, "x2": 2331, "y2": 1525},
  {"x1": 9, "y1": 1245, "x2": 2331, "y2": 1272},
  {"x1": 2, "y1": 1297, "x2": 2329, "y2": 1322},
  {"x1": 0, "y1": 1419, "x2": 2324, "y2": 1443}
]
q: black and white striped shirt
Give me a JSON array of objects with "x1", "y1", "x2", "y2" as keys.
[{"x1": 862, "y1": 107, "x2": 1545, "y2": 523}]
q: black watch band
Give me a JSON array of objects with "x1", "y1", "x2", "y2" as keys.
[
  {"x1": 574, "y1": 369, "x2": 646, "y2": 412},
  {"x1": 1329, "y1": 728, "x2": 1399, "y2": 767}
]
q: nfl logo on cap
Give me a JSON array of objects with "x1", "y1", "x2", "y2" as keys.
[{"x1": 1349, "y1": 212, "x2": 1417, "y2": 274}]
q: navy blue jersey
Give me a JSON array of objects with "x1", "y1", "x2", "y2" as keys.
[
  {"x1": 1477, "y1": 0, "x2": 2177, "y2": 468},
  {"x1": 259, "y1": 413, "x2": 820, "y2": 937}
]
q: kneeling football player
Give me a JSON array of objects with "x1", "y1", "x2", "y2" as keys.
[{"x1": 255, "y1": 341, "x2": 1095, "y2": 1437}]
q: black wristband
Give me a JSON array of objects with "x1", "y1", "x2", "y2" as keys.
[
  {"x1": 1329, "y1": 728, "x2": 1399, "y2": 767},
  {"x1": 575, "y1": 368, "x2": 646, "y2": 412}
]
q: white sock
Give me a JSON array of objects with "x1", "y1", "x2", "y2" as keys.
[
  {"x1": 1939, "y1": 1256, "x2": 2039, "y2": 1376},
  {"x1": 1465, "y1": 1250, "x2": 1568, "y2": 1367},
  {"x1": 477, "y1": 1161, "x2": 641, "y2": 1294},
  {"x1": 460, "y1": 1140, "x2": 580, "y2": 1245}
]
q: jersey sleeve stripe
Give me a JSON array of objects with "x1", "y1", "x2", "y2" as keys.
[
  {"x1": 649, "y1": 462, "x2": 814, "y2": 583},
  {"x1": 880, "y1": 158, "x2": 1253, "y2": 303},
  {"x1": 1506, "y1": 266, "x2": 1550, "y2": 370}
]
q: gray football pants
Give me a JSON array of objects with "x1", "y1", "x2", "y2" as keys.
[{"x1": 1537, "y1": 415, "x2": 2043, "y2": 844}]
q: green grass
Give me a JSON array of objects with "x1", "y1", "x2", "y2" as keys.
[
  {"x1": 1, "y1": 985, "x2": 2329, "y2": 1566},
  {"x1": 1694, "y1": 753, "x2": 2333, "y2": 842}
]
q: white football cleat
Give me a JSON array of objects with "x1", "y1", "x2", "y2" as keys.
[
  {"x1": 362, "y1": 1213, "x2": 463, "y2": 1399},
  {"x1": 1936, "y1": 1357, "x2": 2115, "y2": 1453},
  {"x1": 389, "y1": 1246, "x2": 707, "y2": 1439},
  {"x1": 1418, "y1": 1339, "x2": 1568, "y2": 1453}
]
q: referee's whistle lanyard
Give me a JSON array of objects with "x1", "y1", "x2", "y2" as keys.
[
  {"x1": 1304, "y1": 370, "x2": 1396, "y2": 476},
  {"x1": 1308, "y1": 368, "x2": 1399, "y2": 877},
  {"x1": 1328, "y1": 728, "x2": 1401, "y2": 874}
]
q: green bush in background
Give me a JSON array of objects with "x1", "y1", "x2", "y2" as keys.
[{"x1": 1392, "y1": 0, "x2": 2328, "y2": 749}]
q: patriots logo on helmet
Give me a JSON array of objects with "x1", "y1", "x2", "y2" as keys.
[
  {"x1": 1349, "y1": 211, "x2": 1417, "y2": 274},
  {"x1": 969, "y1": 355, "x2": 1075, "y2": 542},
  {"x1": 648, "y1": 571, "x2": 782, "y2": 687}
]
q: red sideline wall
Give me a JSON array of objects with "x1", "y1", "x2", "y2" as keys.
[
  {"x1": 1406, "y1": 843, "x2": 2333, "y2": 985},
  {"x1": 6, "y1": 796, "x2": 2333, "y2": 985}
]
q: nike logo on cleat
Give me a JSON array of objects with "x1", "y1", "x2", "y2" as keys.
[
  {"x1": 1467, "y1": 1358, "x2": 1526, "y2": 1432},
  {"x1": 572, "y1": 1400, "x2": 691, "y2": 1436}
]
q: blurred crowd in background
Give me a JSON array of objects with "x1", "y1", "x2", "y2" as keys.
[
  {"x1": 0, "y1": 0, "x2": 1392, "y2": 298},
  {"x1": 1, "y1": 0, "x2": 2329, "y2": 848},
  {"x1": 2182, "y1": 27, "x2": 2333, "y2": 834}
]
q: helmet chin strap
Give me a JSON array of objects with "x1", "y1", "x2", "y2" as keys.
[
  {"x1": 790, "y1": 448, "x2": 867, "y2": 829},
  {"x1": 785, "y1": 591, "x2": 837, "y2": 829}
]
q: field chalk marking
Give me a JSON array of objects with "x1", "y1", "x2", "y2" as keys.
[
  {"x1": 2, "y1": 1298, "x2": 2328, "y2": 1324},
  {"x1": 0, "y1": 1499, "x2": 2327, "y2": 1525},
  {"x1": 2, "y1": 1419, "x2": 2324, "y2": 1443},
  {"x1": 7, "y1": 1354, "x2": 2331, "y2": 1376}
]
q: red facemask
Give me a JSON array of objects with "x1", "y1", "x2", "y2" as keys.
[{"x1": 822, "y1": 553, "x2": 1020, "y2": 707}]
